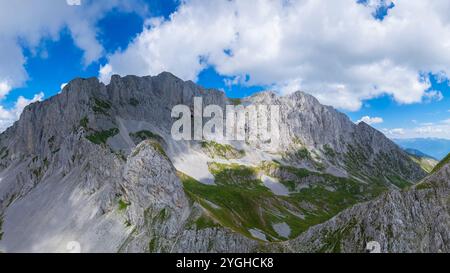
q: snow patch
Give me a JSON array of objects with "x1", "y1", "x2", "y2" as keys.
[
  {"x1": 261, "y1": 175, "x2": 289, "y2": 196},
  {"x1": 272, "y1": 222, "x2": 291, "y2": 238},
  {"x1": 248, "y1": 228, "x2": 267, "y2": 241}
]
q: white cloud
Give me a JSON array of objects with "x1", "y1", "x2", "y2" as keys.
[
  {"x1": 0, "y1": 92, "x2": 44, "y2": 132},
  {"x1": 440, "y1": 118, "x2": 450, "y2": 124},
  {"x1": 0, "y1": 1, "x2": 147, "y2": 131},
  {"x1": 414, "y1": 126, "x2": 444, "y2": 135},
  {"x1": 423, "y1": 90, "x2": 444, "y2": 102},
  {"x1": 420, "y1": 122, "x2": 434, "y2": 126},
  {"x1": 364, "y1": 0, "x2": 393, "y2": 9},
  {"x1": 0, "y1": 0, "x2": 146, "y2": 96},
  {"x1": 99, "y1": 64, "x2": 113, "y2": 83},
  {"x1": 382, "y1": 128, "x2": 405, "y2": 139},
  {"x1": 380, "y1": 115, "x2": 450, "y2": 139},
  {"x1": 0, "y1": 81, "x2": 11, "y2": 99},
  {"x1": 382, "y1": 128, "x2": 406, "y2": 136},
  {"x1": 357, "y1": 115, "x2": 384, "y2": 125},
  {"x1": 57, "y1": 83, "x2": 68, "y2": 95},
  {"x1": 100, "y1": 0, "x2": 450, "y2": 111},
  {"x1": 66, "y1": 0, "x2": 82, "y2": 6},
  {"x1": 383, "y1": 119, "x2": 450, "y2": 139}
]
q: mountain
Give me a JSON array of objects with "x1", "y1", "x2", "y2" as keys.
[
  {"x1": 394, "y1": 138, "x2": 450, "y2": 161},
  {"x1": 431, "y1": 153, "x2": 450, "y2": 175},
  {"x1": 0, "y1": 72, "x2": 426, "y2": 252},
  {"x1": 404, "y1": 148, "x2": 435, "y2": 159},
  {"x1": 284, "y1": 155, "x2": 450, "y2": 253},
  {"x1": 404, "y1": 148, "x2": 439, "y2": 173}
]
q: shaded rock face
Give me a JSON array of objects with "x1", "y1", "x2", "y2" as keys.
[
  {"x1": 0, "y1": 72, "x2": 431, "y2": 253},
  {"x1": 285, "y1": 164, "x2": 450, "y2": 253}
]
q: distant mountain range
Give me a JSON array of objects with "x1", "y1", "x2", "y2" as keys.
[
  {"x1": 404, "y1": 148, "x2": 436, "y2": 160},
  {"x1": 394, "y1": 138, "x2": 450, "y2": 160}
]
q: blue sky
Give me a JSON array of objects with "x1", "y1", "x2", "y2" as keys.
[
  {"x1": 2, "y1": 0, "x2": 179, "y2": 107},
  {"x1": 1, "y1": 0, "x2": 449, "y2": 139}
]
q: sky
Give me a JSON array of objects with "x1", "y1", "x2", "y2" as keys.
[{"x1": 0, "y1": 0, "x2": 449, "y2": 139}]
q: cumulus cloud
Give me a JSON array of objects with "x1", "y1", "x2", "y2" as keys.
[
  {"x1": 423, "y1": 90, "x2": 444, "y2": 102},
  {"x1": 0, "y1": 92, "x2": 44, "y2": 132},
  {"x1": 382, "y1": 128, "x2": 406, "y2": 136},
  {"x1": 357, "y1": 116, "x2": 384, "y2": 125},
  {"x1": 383, "y1": 118, "x2": 450, "y2": 139},
  {"x1": 0, "y1": 0, "x2": 147, "y2": 132},
  {"x1": 0, "y1": 81, "x2": 12, "y2": 99},
  {"x1": 0, "y1": 0, "x2": 145, "y2": 97},
  {"x1": 100, "y1": 0, "x2": 450, "y2": 111}
]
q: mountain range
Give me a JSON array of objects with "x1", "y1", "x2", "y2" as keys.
[
  {"x1": 394, "y1": 138, "x2": 450, "y2": 161},
  {"x1": 0, "y1": 72, "x2": 447, "y2": 253}
]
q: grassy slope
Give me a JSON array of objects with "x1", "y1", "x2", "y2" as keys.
[
  {"x1": 86, "y1": 128, "x2": 119, "y2": 144},
  {"x1": 409, "y1": 155, "x2": 438, "y2": 173},
  {"x1": 431, "y1": 154, "x2": 450, "y2": 173},
  {"x1": 179, "y1": 161, "x2": 388, "y2": 242},
  {"x1": 129, "y1": 130, "x2": 167, "y2": 158},
  {"x1": 129, "y1": 130, "x2": 163, "y2": 144},
  {"x1": 201, "y1": 141, "x2": 245, "y2": 159},
  {"x1": 431, "y1": 153, "x2": 450, "y2": 174}
]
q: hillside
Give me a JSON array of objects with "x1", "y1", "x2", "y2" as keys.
[
  {"x1": 284, "y1": 157, "x2": 450, "y2": 253},
  {"x1": 405, "y1": 148, "x2": 439, "y2": 173}
]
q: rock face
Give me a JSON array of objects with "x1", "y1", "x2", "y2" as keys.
[
  {"x1": 285, "y1": 163, "x2": 450, "y2": 253},
  {"x1": 246, "y1": 91, "x2": 425, "y2": 185},
  {"x1": 0, "y1": 72, "x2": 433, "y2": 253},
  {"x1": 119, "y1": 140, "x2": 191, "y2": 253}
]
